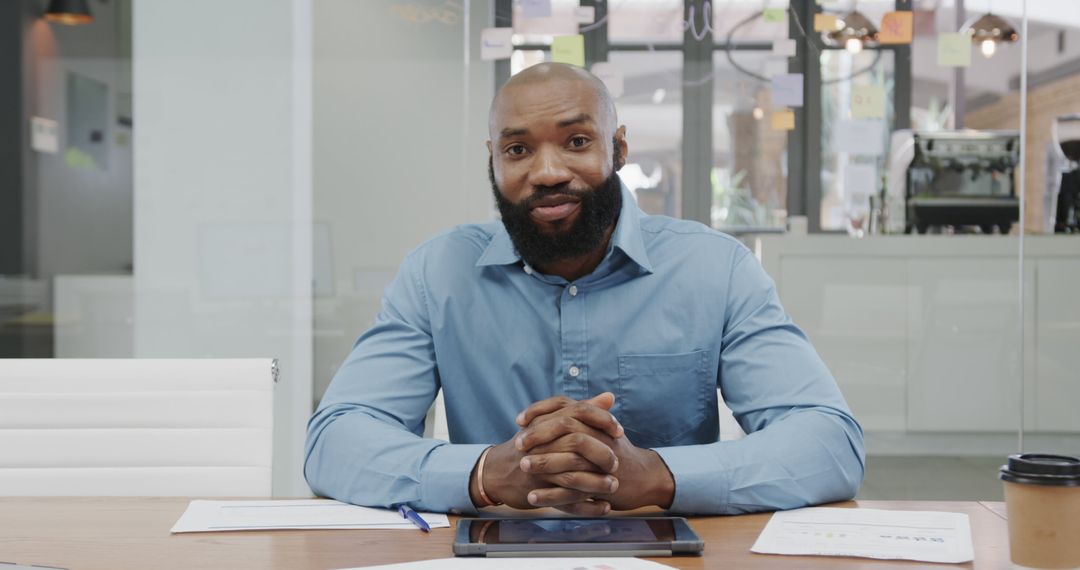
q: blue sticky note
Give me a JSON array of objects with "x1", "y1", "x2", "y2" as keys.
[
  {"x1": 771, "y1": 73, "x2": 804, "y2": 108},
  {"x1": 522, "y1": 0, "x2": 552, "y2": 19}
]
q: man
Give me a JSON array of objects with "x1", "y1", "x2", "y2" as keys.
[{"x1": 305, "y1": 63, "x2": 864, "y2": 516}]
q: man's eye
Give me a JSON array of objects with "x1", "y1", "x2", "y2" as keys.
[
  {"x1": 506, "y1": 145, "x2": 526, "y2": 156},
  {"x1": 570, "y1": 136, "x2": 589, "y2": 148}
]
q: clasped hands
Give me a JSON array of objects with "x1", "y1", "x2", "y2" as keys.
[{"x1": 469, "y1": 392, "x2": 675, "y2": 515}]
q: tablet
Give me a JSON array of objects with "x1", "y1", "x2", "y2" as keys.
[{"x1": 452, "y1": 517, "x2": 704, "y2": 557}]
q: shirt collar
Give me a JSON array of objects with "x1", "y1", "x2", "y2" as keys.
[{"x1": 476, "y1": 182, "x2": 654, "y2": 275}]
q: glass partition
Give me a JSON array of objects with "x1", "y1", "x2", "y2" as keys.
[
  {"x1": 757, "y1": 0, "x2": 1029, "y2": 502},
  {"x1": 8, "y1": 0, "x2": 1062, "y2": 505},
  {"x1": 3, "y1": 0, "x2": 314, "y2": 496},
  {"x1": 1013, "y1": 2, "x2": 1080, "y2": 461}
]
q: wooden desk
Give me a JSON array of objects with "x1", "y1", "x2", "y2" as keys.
[{"x1": 0, "y1": 499, "x2": 1009, "y2": 569}]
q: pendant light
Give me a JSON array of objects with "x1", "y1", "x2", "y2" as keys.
[
  {"x1": 44, "y1": 0, "x2": 94, "y2": 26},
  {"x1": 826, "y1": 9, "x2": 879, "y2": 54},
  {"x1": 962, "y1": 12, "x2": 1018, "y2": 59}
]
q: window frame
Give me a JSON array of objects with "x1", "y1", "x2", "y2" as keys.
[{"x1": 494, "y1": 0, "x2": 914, "y2": 233}]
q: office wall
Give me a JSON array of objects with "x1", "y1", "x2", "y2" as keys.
[
  {"x1": 24, "y1": 0, "x2": 134, "y2": 278},
  {"x1": 312, "y1": 0, "x2": 495, "y2": 399},
  {"x1": 133, "y1": 0, "x2": 313, "y2": 496}
]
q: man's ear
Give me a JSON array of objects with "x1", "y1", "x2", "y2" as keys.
[
  {"x1": 486, "y1": 140, "x2": 493, "y2": 155},
  {"x1": 614, "y1": 125, "x2": 628, "y2": 171}
]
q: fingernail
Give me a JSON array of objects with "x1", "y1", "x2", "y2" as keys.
[
  {"x1": 603, "y1": 503, "x2": 611, "y2": 514},
  {"x1": 608, "y1": 478, "x2": 618, "y2": 493},
  {"x1": 612, "y1": 458, "x2": 619, "y2": 472},
  {"x1": 528, "y1": 492, "x2": 538, "y2": 505},
  {"x1": 515, "y1": 437, "x2": 524, "y2": 450},
  {"x1": 520, "y1": 457, "x2": 531, "y2": 471},
  {"x1": 516, "y1": 412, "x2": 525, "y2": 425},
  {"x1": 615, "y1": 423, "x2": 624, "y2": 437}
]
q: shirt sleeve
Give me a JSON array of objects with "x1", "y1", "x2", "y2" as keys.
[
  {"x1": 654, "y1": 247, "x2": 866, "y2": 515},
  {"x1": 303, "y1": 252, "x2": 487, "y2": 514}
]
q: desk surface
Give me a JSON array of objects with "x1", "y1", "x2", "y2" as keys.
[{"x1": 0, "y1": 498, "x2": 1009, "y2": 569}]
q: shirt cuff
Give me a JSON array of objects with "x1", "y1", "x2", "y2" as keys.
[
  {"x1": 653, "y1": 444, "x2": 728, "y2": 515},
  {"x1": 419, "y1": 443, "x2": 489, "y2": 515}
]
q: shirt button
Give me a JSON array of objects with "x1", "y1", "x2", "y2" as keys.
[
  {"x1": 568, "y1": 285, "x2": 578, "y2": 296},
  {"x1": 568, "y1": 365, "x2": 580, "y2": 377},
  {"x1": 524, "y1": 265, "x2": 533, "y2": 275}
]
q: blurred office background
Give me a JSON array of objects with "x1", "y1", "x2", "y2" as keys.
[{"x1": 2, "y1": 0, "x2": 1079, "y2": 500}]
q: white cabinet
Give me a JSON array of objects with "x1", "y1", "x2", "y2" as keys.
[
  {"x1": 1034, "y1": 260, "x2": 1080, "y2": 431},
  {"x1": 777, "y1": 258, "x2": 907, "y2": 432},
  {"x1": 905, "y1": 259, "x2": 1021, "y2": 432},
  {"x1": 758, "y1": 235, "x2": 1080, "y2": 436}
]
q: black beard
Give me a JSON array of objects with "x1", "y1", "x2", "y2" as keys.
[{"x1": 489, "y1": 153, "x2": 623, "y2": 269}]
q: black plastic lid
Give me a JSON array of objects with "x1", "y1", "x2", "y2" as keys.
[{"x1": 1000, "y1": 454, "x2": 1080, "y2": 487}]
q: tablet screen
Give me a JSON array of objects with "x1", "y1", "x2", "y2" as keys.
[{"x1": 470, "y1": 518, "x2": 677, "y2": 545}]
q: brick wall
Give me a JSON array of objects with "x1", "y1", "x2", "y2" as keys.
[{"x1": 966, "y1": 73, "x2": 1080, "y2": 233}]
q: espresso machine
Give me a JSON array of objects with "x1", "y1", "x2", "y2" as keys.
[
  {"x1": 885, "y1": 130, "x2": 1020, "y2": 234},
  {"x1": 1053, "y1": 114, "x2": 1080, "y2": 233}
]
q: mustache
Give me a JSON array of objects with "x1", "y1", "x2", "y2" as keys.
[{"x1": 525, "y1": 185, "x2": 590, "y2": 208}]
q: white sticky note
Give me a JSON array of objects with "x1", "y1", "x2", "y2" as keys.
[
  {"x1": 834, "y1": 119, "x2": 886, "y2": 156},
  {"x1": 590, "y1": 62, "x2": 624, "y2": 98},
  {"x1": 772, "y1": 38, "x2": 797, "y2": 57},
  {"x1": 844, "y1": 164, "x2": 878, "y2": 197},
  {"x1": 764, "y1": 59, "x2": 789, "y2": 78},
  {"x1": 851, "y1": 84, "x2": 886, "y2": 119},
  {"x1": 938, "y1": 32, "x2": 971, "y2": 67},
  {"x1": 480, "y1": 28, "x2": 514, "y2": 61},
  {"x1": 30, "y1": 116, "x2": 59, "y2": 154},
  {"x1": 771, "y1": 73, "x2": 804, "y2": 108},
  {"x1": 574, "y1": 5, "x2": 595, "y2": 24},
  {"x1": 521, "y1": 0, "x2": 552, "y2": 19}
]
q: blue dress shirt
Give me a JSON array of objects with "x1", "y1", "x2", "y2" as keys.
[{"x1": 305, "y1": 185, "x2": 865, "y2": 515}]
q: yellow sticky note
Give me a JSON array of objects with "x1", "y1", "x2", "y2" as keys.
[
  {"x1": 763, "y1": 8, "x2": 786, "y2": 23},
  {"x1": 851, "y1": 84, "x2": 886, "y2": 119},
  {"x1": 551, "y1": 35, "x2": 585, "y2": 67},
  {"x1": 938, "y1": 32, "x2": 971, "y2": 67},
  {"x1": 771, "y1": 109, "x2": 795, "y2": 131},
  {"x1": 879, "y1": 11, "x2": 914, "y2": 44},
  {"x1": 814, "y1": 13, "x2": 838, "y2": 32}
]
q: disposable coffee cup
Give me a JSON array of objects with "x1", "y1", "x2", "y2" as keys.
[{"x1": 1000, "y1": 454, "x2": 1080, "y2": 569}]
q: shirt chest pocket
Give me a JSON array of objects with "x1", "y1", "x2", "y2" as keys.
[{"x1": 615, "y1": 350, "x2": 710, "y2": 448}]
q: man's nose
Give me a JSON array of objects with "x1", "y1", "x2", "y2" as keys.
[{"x1": 528, "y1": 146, "x2": 573, "y2": 188}]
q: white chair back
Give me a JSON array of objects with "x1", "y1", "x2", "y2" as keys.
[{"x1": 0, "y1": 358, "x2": 274, "y2": 496}]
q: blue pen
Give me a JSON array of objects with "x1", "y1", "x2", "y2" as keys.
[{"x1": 397, "y1": 504, "x2": 431, "y2": 532}]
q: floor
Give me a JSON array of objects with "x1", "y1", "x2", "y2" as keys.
[{"x1": 856, "y1": 456, "x2": 1006, "y2": 501}]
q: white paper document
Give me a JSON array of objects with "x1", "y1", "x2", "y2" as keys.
[
  {"x1": 170, "y1": 499, "x2": 450, "y2": 533},
  {"x1": 340, "y1": 558, "x2": 675, "y2": 570},
  {"x1": 751, "y1": 507, "x2": 974, "y2": 564},
  {"x1": 480, "y1": 28, "x2": 514, "y2": 61}
]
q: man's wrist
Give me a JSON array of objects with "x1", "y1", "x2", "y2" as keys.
[
  {"x1": 468, "y1": 445, "x2": 500, "y2": 508},
  {"x1": 644, "y1": 449, "x2": 676, "y2": 509}
]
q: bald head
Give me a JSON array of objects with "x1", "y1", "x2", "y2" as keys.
[{"x1": 489, "y1": 63, "x2": 618, "y2": 140}]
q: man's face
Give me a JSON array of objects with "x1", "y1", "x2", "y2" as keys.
[{"x1": 488, "y1": 77, "x2": 626, "y2": 266}]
